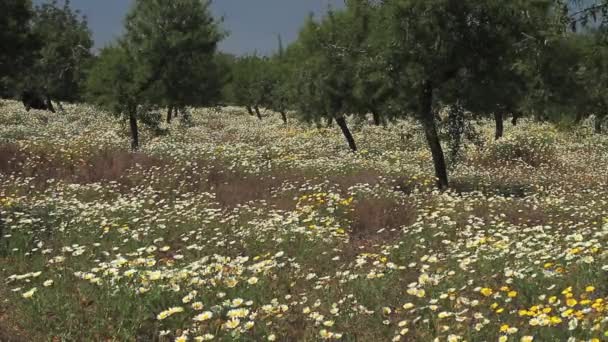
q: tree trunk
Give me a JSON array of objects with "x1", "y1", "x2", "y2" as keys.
[
  {"x1": 574, "y1": 112, "x2": 584, "y2": 125},
  {"x1": 129, "y1": 108, "x2": 139, "y2": 151},
  {"x1": 326, "y1": 116, "x2": 334, "y2": 127},
  {"x1": 372, "y1": 111, "x2": 381, "y2": 126},
  {"x1": 166, "y1": 107, "x2": 173, "y2": 124},
  {"x1": 335, "y1": 115, "x2": 357, "y2": 152},
  {"x1": 254, "y1": 106, "x2": 263, "y2": 120},
  {"x1": 418, "y1": 81, "x2": 448, "y2": 190},
  {"x1": 45, "y1": 95, "x2": 55, "y2": 113},
  {"x1": 595, "y1": 116, "x2": 602, "y2": 134},
  {"x1": 246, "y1": 106, "x2": 254, "y2": 116},
  {"x1": 494, "y1": 112, "x2": 504, "y2": 140},
  {"x1": 512, "y1": 111, "x2": 519, "y2": 126},
  {"x1": 280, "y1": 111, "x2": 287, "y2": 124}
]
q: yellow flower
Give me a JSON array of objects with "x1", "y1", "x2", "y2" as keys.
[
  {"x1": 193, "y1": 311, "x2": 213, "y2": 321},
  {"x1": 500, "y1": 324, "x2": 510, "y2": 333},
  {"x1": 157, "y1": 306, "x2": 184, "y2": 320},
  {"x1": 550, "y1": 316, "x2": 562, "y2": 325},
  {"x1": 227, "y1": 308, "x2": 249, "y2": 318},
  {"x1": 323, "y1": 320, "x2": 334, "y2": 327},
  {"x1": 225, "y1": 278, "x2": 238, "y2": 288},
  {"x1": 520, "y1": 336, "x2": 534, "y2": 342},
  {"x1": 480, "y1": 288, "x2": 493, "y2": 297},
  {"x1": 320, "y1": 330, "x2": 331, "y2": 339},
  {"x1": 508, "y1": 291, "x2": 518, "y2": 298},
  {"x1": 586, "y1": 286, "x2": 596, "y2": 293},
  {"x1": 224, "y1": 318, "x2": 240, "y2": 329},
  {"x1": 232, "y1": 298, "x2": 244, "y2": 307},
  {"x1": 175, "y1": 335, "x2": 187, "y2": 342},
  {"x1": 402, "y1": 303, "x2": 415, "y2": 310},
  {"x1": 566, "y1": 298, "x2": 578, "y2": 307}
]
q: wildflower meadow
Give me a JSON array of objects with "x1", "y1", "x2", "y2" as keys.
[{"x1": 1, "y1": 101, "x2": 608, "y2": 341}]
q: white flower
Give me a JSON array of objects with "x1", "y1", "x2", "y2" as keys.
[{"x1": 22, "y1": 287, "x2": 37, "y2": 299}]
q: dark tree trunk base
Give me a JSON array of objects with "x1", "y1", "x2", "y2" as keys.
[
  {"x1": 246, "y1": 106, "x2": 254, "y2": 116},
  {"x1": 494, "y1": 112, "x2": 504, "y2": 140},
  {"x1": 166, "y1": 107, "x2": 173, "y2": 124},
  {"x1": 419, "y1": 82, "x2": 448, "y2": 190},
  {"x1": 280, "y1": 111, "x2": 287, "y2": 124},
  {"x1": 574, "y1": 113, "x2": 584, "y2": 125},
  {"x1": 129, "y1": 109, "x2": 139, "y2": 151},
  {"x1": 335, "y1": 116, "x2": 357, "y2": 152},
  {"x1": 45, "y1": 95, "x2": 55, "y2": 113},
  {"x1": 372, "y1": 111, "x2": 381, "y2": 126},
  {"x1": 254, "y1": 106, "x2": 262, "y2": 120}
]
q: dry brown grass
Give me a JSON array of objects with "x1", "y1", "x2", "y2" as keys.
[
  {"x1": 0, "y1": 143, "x2": 166, "y2": 186},
  {"x1": 347, "y1": 197, "x2": 417, "y2": 249}
]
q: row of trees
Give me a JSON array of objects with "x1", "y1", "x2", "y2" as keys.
[
  {"x1": 2, "y1": 0, "x2": 608, "y2": 189},
  {"x1": 226, "y1": 0, "x2": 608, "y2": 188}
]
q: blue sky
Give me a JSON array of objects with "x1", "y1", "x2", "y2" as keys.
[{"x1": 33, "y1": 0, "x2": 344, "y2": 55}]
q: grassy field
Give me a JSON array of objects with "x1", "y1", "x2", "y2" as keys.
[{"x1": 1, "y1": 100, "x2": 608, "y2": 341}]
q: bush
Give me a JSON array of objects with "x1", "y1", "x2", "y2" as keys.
[{"x1": 483, "y1": 127, "x2": 557, "y2": 167}]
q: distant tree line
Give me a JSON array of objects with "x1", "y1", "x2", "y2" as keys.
[{"x1": 2, "y1": 0, "x2": 608, "y2": 189}]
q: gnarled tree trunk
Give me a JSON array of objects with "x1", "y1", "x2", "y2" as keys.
[
  {"x1": 166, "y1": 107, "x2": 173, "y2": 124},
  {"x1": 280, "y1": 111, "x2": 287, "y2": 124},
  {"x1": 512, "y1": 111, "x2": 519, "y2": 126},
  {"x1": 494, "y1": 112, "x2": 504, "y2": 140},
  {"x1": 246, "y1": 106, "x2": 254, "y2": 116},
  {"x1": 129, "y1": 107, "x2": 139, "y2": 151},
  {"x1": 335, "y1": 115, "x2": 357, "y2": 152},
  {"x1": 45, "y1": 95, "x2": 55, "y2": 113},
  {"x1": 372, "y1": 111, "x2": 381, "y2": 126},
  {"x1": 419, "y1": 81, "x2": 448, "y2": 190},
  {"x1": 254, "y1": 106, "x2": 263, "y2": 120}
]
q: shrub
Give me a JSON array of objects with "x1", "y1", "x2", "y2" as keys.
[{"x1": 483, "y1": 127, "x2": 557, "y2": 167}]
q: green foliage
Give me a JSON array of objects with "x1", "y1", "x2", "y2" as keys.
[
  {"x1": 86, "y1": 44, "x2": 136, "y2": 116},
  {"x1": 30, "y1": 0, "x2": 93, "y2": 102},
  {"x1": 0, "y1": 0, "x2": 38, "y2": 97},
  {"x1": 122, "y1": 0, "x2": 224, "y2": 110},
  {"x1": 575, "y1": 29, "x2": 608, "y2": 131},
  {"x1": 86, "y1": 0, "x2": 225, "y2": 149}
]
